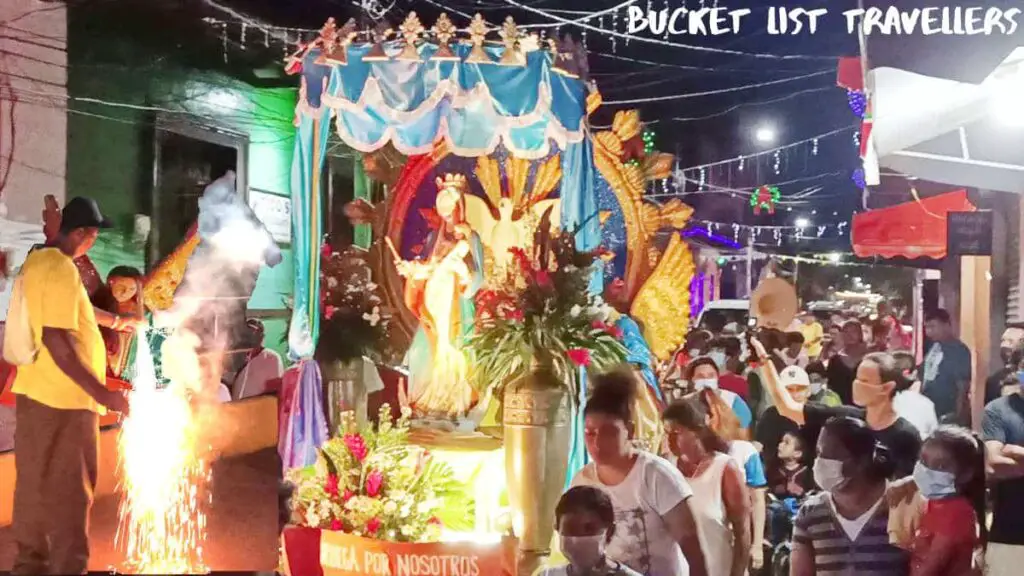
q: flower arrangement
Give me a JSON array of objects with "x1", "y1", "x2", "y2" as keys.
[
  {"x1": 468, "y1": 228, "x2": 627, "y2": 399},
  {"x1": 317, "y1": 242, "x2": 391, "y2": 363},
  {"x1": 287, "y1": 405, "x2": 473, "y2": 541}
]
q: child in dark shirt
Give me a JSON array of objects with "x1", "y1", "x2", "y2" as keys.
[
  {"x1": 767, "y1": 431, "x2": 813, "y2": 547},
  {"x1": 769, "y1": 431, "x2": 813, "y2": 498}
]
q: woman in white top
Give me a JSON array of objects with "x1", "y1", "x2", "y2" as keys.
[
  {"x1": 663, "y1": 400, "x2": 752, "y2": 576},
  {"x1": 572, "y1": 369, "x2": 709, "y2": 576}
]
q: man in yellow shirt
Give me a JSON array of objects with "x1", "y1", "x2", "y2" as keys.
[
  {"x1": 798, "y1": 312, "x2": 824, "y2": 361},
  {"x1": 8, "y1": 197, "x2": 129, "y2": 575}
]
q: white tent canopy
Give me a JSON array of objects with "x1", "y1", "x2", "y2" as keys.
[{"x1": 868, "y1": 47, "x2": 1024, "y2": 193}]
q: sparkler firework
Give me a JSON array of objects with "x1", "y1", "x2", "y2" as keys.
[{"x1": 115, "y1": 326, "x2": 212, "y2": 573}]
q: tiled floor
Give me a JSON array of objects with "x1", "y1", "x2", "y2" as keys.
[{"x1": 0, "y1": 448, "x2": 280, "y2": 573}]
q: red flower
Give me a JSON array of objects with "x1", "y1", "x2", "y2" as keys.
[
  {"x1": 428, "y1": 516, "x2": 443, "y2": 526},
  {"x1": 567, "y1": 348, "x2": 591, "y2": 367},
  {"x1": 591, "y1": 319, "x2": 606, "y2": 330},
  {"x1": 506, "y1": 308, "x2": 524, "y2": 322},
  {"x1": 321, "y1": 243, "x2": 333, "y2": 259},
  {"x1": 608, "y1": 325, "x2": 624, "y2": 339},
  {"x1": 366, "y1": 517, "x2": 382, "y2": 535},
  {"x1": 534, "y1": 269, "x2": 552, "y2": 288},
  {"x1": 365, "y1": 469, "x2": 384, "y2": 497},
  {"x1": 330, "y1": 519, "x2": 343, "y2": 531},
  {"x1": 324, "y1": 474, "x2": 340, "y2": 498},
  {"x1": 343, "y1": 433, "x2": 368, "y2": 462},
  {"x1": 342, "y1": 488, "x2": 354, "y2": 502},
  {"x1": 325, "y1": 305, "x2": 338, "y2": 320}
]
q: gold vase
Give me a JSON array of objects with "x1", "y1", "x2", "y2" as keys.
[{"x1": 502, "y1": 363, "x2": 570, "y2": 563}]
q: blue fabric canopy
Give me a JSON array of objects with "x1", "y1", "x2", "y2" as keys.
[{"x1": 297, "y1": 43, "x2": 588, "y2": 159}]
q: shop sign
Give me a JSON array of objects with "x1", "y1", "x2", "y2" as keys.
[{"x1": 946, "y1": 211, "x2": 992, "y2": 257}]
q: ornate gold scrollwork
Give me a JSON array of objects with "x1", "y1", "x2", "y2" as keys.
[{"x1": 593, "y1": 109, "x2": 695, "y2": 360}]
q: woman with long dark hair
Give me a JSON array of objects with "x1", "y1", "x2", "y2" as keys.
[
  {"x1": 663, "y1": 400, "x2": 751, "y2": 576},
  {"x1": 571, "y1": 369, "x2": 708, "y2": 576}
]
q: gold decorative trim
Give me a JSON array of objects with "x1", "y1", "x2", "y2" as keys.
[{"x1": 503, "y1": 389, "x2": 569, "y2": 426}]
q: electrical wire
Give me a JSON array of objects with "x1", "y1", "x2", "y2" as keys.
[
  {"x1": 677, "y1": 125, "x2": 856, "y2": 172},
  {"x1": 602, "y1": 69, "x2": 832, "y2": 104}
]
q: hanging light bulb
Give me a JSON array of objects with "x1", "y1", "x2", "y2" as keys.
[
  {"x1": 773, "y1": 150, "x2": 781, "y2": 174},
  {"x1": 738, "y1": 156, "x2": 745, "y2": 171},
  {"x1": 611, "y1": 9, "x2": 618, "y2": 52},
  {"x1": 854, "y1": 131, "x2": 861, "y2": 148},
  {"x1": 812, "y1": 138, "x2": 819, "y2": 156},
  {"x1": 699, "y1": 167, "x2": 707, "y2": 189}
]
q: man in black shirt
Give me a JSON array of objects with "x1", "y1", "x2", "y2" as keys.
[
  {"x1": 753, "y1": 339, "x2": 921, "y2": 478},
  {"x1": 983, "y1": 392, "x2": 1024, "y2": 572},
  {"x1": 985, "y1": 326, "x2": 1024, "y2": 405}
]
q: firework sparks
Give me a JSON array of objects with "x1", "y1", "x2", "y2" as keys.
[{"x1": 116, "y1": 326, "x2": 212, "y2": 573}]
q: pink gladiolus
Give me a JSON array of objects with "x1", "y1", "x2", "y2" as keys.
[
  {"x1": 325, "y1": 305, "x2": 338, "y2": 320},
  {"x1": 342, "y1": 488, "x2": 354, "y2": 502},
  {"x1": 567, "y1": 348, "x2": 591, "y2": 367},
  {"x1": 343, "y1": 433, "x2": 368, "y2": 462},
  {"x1": 365, "y1": 469, "x2": 384, "y2": 497},
  {"x1": 321, "y1": 243, "x2": 332, "y2": 258},
  {"x1": 366, "y1": 517, "x2": 382, "y2": 534},
  {"x1": 330, "y1": 519, "x2": 343, "y2": 531}
]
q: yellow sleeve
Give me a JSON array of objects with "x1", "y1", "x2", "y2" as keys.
[{"x1": 36, "y1": 257, "x2": 82, "y2": 330}]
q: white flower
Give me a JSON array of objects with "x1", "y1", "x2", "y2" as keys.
[
  {"x1": 326, "y1": 277, "x2": 338, "y2": 289},
  {"x1": 367, "y1": 282, "x2": 378, "y2": 291},
  {"x1": 400, "y1": 524, "x2": 416, "y2": 537},
  {"x1": 363, "y1": 306, "x2": 381, "y2": 327},
  {"x1": 384, "y1": 501, "x2": 398, "y2": 514},
  {"x1": 570, "y1": 304, "x2": 583, "y2": 317},
  {"x1": 305, "y1": 508, "x2": 321, "y2": 527},
  {"x1": 319, "y1": 500, "x2": 332, "y2": 517}
]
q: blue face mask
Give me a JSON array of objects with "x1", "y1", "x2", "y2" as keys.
[{"x1": 912, "y1": 461, "x2": 958, "y2": 499}]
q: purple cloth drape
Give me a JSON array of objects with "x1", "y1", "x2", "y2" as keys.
[{"x1": 279, "y1": 360, "x2": 329, "y2": 471}]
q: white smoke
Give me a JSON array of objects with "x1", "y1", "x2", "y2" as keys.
[{"x1": 152, "y1": 170, "x2": 283, "y2": 402}]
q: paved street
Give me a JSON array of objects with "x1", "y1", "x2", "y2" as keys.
[{"x1": 0, "y1": 448, "x2": 280, "y2": 573}]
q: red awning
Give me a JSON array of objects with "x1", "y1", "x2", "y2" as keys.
[{"x1": 851, "y1": 190, "x2": 975, "y2": 260}]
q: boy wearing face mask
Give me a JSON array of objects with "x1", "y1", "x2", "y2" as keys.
[
  {"x1": 805, "y1": 362, "x2": 841, "y2": 407},
  {"x1": 543, "y1": 486, "x2": 643, "y2": 576}
]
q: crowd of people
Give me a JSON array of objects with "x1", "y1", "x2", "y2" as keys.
[{"x1": 540, "y1": 306, "x2": 1024, "y2": 576}]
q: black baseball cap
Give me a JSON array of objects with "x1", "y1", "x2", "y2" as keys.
[{"x1": 60, "y1": 196, "x2": 113, "y2": 232}]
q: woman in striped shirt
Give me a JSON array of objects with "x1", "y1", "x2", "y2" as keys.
[{"x1": 791, "y1": 416, "x2": 910, "y2": 575}]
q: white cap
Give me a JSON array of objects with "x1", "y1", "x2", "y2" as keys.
[{"x1": 780, "y1": 365, "x2": 810, "y2": 388}]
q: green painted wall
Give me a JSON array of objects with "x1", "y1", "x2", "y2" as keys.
[{"x1": 67, "y1": 17, "x2": 298, "y2": 359}]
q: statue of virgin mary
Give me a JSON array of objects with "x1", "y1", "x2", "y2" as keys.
[{"x1": 398, "y1": 174, "x2": 485, "y2": 421}]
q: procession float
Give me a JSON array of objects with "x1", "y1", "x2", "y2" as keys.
[{"x1": 276, "y1": 13, "x2": 697, "y2": 575}]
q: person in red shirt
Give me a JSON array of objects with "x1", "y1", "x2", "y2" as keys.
[
  {"x1": 909, "y1": 425, "x2": 985, "y2": 576},
  {"x1": 712, "y1": 336, "x2": 750, "y2": 402}
]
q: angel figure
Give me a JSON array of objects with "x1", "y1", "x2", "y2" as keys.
[
  {"x1": 395, "y1": 174, "x2": 485, "y2": 421},
  {"x1": 458, "y1": 155, "x2": 562, "y2": 276}
]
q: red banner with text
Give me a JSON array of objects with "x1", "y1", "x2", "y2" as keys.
[{"x1": 282, "y1": 527, "x2": 517, "y2": 576}]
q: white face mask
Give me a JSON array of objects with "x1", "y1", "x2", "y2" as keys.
[
  {"x1": 560, "y1": 534, "x2": 606, "y2": 569},
  {"x1": 809, "y1": 378, "x2": 824, "y2": 396},
  {"x1": 693, "y1": 378, "x2": 719, "y2": 391},
  {"x1": 688, "y1": 349, "x2": 702, "y2": 359},
  {"x1": 708, "y1": 350, "x2": 728, "y2": 371},
  {"x1": 912, "y1": 462, "x2": 958, "y2": 500},
  {"x1": 813, "y1": 457, "x2": 846, "y2": 491}
]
